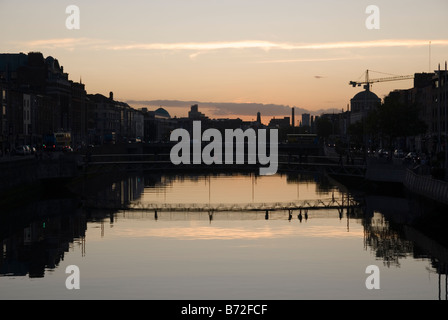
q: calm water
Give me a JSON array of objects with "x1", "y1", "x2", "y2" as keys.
[{"x1": 0, "y1": 172, "x2": 447, "y2": 300}]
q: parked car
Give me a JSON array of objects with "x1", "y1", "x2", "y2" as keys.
[
  {"x1": 24, "y1": 145, "x2": 31, "y2": 155},
  {"x1": 405, "y1": 152, "x2": 418, "y2": 162},
  {"x1": 26, "y1": 145, "x2": 36, "y2": 154},
  {"x1": 393, "y1": 149, "x2": 404, "y2": 158},
  {"x1": 377, "y1": 149, "x2": 389, "y2": 158}
]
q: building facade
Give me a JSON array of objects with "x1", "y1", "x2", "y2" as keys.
[{"x1": 0, "y1": 52, "x2": 147, "y2": 152}]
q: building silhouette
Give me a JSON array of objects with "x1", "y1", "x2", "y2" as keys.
[
  {"x1": 301, "y1": 113, "x2": 310, "y2": 128},
  {"x1": 188, "y1": 104, "x2": 207, "y2": 120},
  {"x1": 140, "y1": 107, "x2": 176, "y2": 142},
  {"x1": 0, "y1": 52, "x2": 145, "y2": 152},
  {"x1": 349, "y1": 89, "x2": 381, "y2": 124},
  {"x1": 388, "y1": 70, "x2": 447, "y2": 154},
  {"x1": 268, "y1": 116, "x2": 290, "y2": 128}
]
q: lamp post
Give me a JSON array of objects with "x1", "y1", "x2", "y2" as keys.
[
  {"x1": 437, "y1": 64, "x2": 442, "y2": 157},
  {"x1": 445, "y1": 61, "x2": 447, "y2": 181}
]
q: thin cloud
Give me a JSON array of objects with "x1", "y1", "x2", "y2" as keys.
[
  {"x1": 108, "y1": 40, "x2": 278, "y2": 51},
  {"x1": 254, "y1": 57, "x2": 361, "y2": 64},
  {"x1": 19, "y1": 38, "x2": 448, "y2": 52},
  {"x1": 109, "y1": 39, "x2": 448, "y2": 51},
  {"x1": 282, "y1": 39, "x2": 448, "y2": 50},
  {"x1": 109, "y1": 39, "x2": 448, "y2": 50},
  {"x1": 21, "y1": 37, "x2": 108, "y2": 50},
  {"x1": 127, "y1": 99, "x2": 314, "y2": 117}
]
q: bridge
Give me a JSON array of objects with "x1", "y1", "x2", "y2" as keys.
[
  {"x1": 83, "y1": 194, "x2": 363, "y2": 215},
  {"x1": 81, "y1": 153, "x2": 367, "y2": 178}
]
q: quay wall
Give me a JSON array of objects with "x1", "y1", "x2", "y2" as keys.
[
  {"x1": 403, "y1": 169, "x2": 448, "y2": 206},
  {"x1": 365, "y1": 158, "x2": 406, "y2": 183},
  {"x1": 0, "y1": 154, "x2": 81, "y2": 194},
  {"x1": 0, "y1": 157, "x2": 38, "y2": 193}
]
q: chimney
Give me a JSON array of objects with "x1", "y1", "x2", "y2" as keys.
[
  {"x1": 109, "y1": 91, "x2": 114, "y2": 100},
  {"x1": 291, "y1": 107, "x2": 295, "y2": 127}
]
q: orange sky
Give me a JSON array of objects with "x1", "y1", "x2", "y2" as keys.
[{"x1": 1, "y1": 0, "x2": 447, "y2": 121}]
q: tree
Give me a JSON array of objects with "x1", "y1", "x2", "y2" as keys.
[
  {"x1": 354, "y1": 94, "x2": 427, "y2": 151},
  {"x1": 375, "y1": 94, "x2": 427, "y2": 149},
  {"x1": 348, "y1": 120, "x2": 364, "y2": 148}
]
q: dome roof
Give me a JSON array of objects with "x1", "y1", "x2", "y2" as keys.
[
  {"x1": 154, "y1": 107, "x2": 171, "y2": 118},
  {"x1": 351, "y1": 90, "x2": 380, "y2": 101}
]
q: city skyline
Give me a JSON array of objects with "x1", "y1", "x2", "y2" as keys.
[{"x1": 1, "y1": 0, "x2": 448, "y2": 121}]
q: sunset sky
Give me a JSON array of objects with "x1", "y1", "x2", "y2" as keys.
[{"x1": 1, "y1": 0, "x2": 447, "y2": 122}]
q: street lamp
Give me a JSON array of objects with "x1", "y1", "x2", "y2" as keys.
[{"x1": 444, "y1": 61, "x2": 447, "y2": 181}]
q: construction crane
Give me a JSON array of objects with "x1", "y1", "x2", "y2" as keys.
[{"x1": 349, "y1": 69, "x2": 414, "y2": 90}]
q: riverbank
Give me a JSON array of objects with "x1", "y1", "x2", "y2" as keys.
[{"x1": 2, "y1": 143, "x2": 447, "y2": 211}]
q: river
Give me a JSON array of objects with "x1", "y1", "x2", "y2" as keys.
[{"x1": 0, "y1": 171, "x2": 447, "y2": 300}]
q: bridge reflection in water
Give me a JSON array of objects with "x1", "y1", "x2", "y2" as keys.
[{"x1": 83, "y1": 193, "x2": 361, "y2": 232}]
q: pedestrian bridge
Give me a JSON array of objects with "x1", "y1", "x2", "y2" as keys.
[{"x1": 83, "y1": 195, "x2": 362, "y2": 213}]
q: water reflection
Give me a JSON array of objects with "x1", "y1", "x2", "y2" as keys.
[
  {"x1": 0, "y1": 172, "x2": 447, "y2": 299},
  {"x1": 363, "y1": 212, "x2": 414, "y2": 268},
  {"x1": 0, "y1": 199, "x2": 86, "y2": 278}
]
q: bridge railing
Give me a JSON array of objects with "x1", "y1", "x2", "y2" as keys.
[
  {"x1": 83, "y1": 153, "x2": 366, "y2": 166},
  {"x1": 83, "y1": 196, "x2": 362, "y2": 212},
  {"x1": 81, "y1": 152, "x2": 367, "y2": 178}
]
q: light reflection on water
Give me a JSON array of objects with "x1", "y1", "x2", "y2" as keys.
[
  {"x1": 141, "y1": 173, "x2": 340, "y2": 204},
  {"x1": 0, "y1": 172, "x2": 447, "y2": 300},
  {"x1": 109, "y1": 210, "x2": 362, "y2": 241}
]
